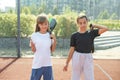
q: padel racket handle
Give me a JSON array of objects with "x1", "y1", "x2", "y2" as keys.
[
  {"x1": 49, "y1": 31, "x2": 53, "y2": 39},
  {"x1": 90, "y1": 23, "x2": 94, "y2": 31}
]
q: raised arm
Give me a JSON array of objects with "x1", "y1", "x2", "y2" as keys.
[{"x1": 93, "y1": 24, "x2": 109, "y2": 35}]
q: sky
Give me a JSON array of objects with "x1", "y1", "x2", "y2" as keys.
[{"x1": 0, "y1": 0, "x2": 15, "y2": 9}]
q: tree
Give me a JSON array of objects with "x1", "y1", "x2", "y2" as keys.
[
  {"x1": 0, "y1": 14, "x2": 35, "y2": 37},
  {"x1": 21, "y1": 7, "x2": 31, "y2": 14},
  {"x1": 28, "y1": 5, "x2": 38, "y2": 15},
  {"x1": 52, "y1": 6, "x2": 59, "y2": 15},
  {"x1": 110, "y1": 13, "x2": 118, "y2": 20},
  {"x1": 97, "y1": 10, "x2": 110, "y2": 19},
  {"x1": 38, "y1": 3, "x2": 45, "y2": 14},
  {"x1": 8, "y1": 8, "x2": 15, "y2": 14},
  {"x1": 63, "y1": 6, "x2": 71, "y2": 14}
]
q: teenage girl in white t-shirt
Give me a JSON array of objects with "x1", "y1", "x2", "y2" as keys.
[{"x1": 30, "y1": 14, "x2": 56, "y2": 80}]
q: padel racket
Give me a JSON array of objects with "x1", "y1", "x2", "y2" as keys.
[{"x1": 49, "y1": 18, "x2": 57, "y2": 34}]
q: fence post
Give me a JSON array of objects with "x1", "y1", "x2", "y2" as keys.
[{"x1": 17, "y1": 0, "x2": 21, "y2": 58}]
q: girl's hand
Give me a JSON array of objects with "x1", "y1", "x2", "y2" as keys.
[
  {"x1": 50, "y1": 34, "x2": 56, "y2": 52},
  {"x1": 30, "y1": 40, "x2": 36, "y2": 53},
  {"x1": 50, "y1": 34, "x2": 56, "y2": 40},
  {"x1": 63, "y1": 64, "x2": 68, "y2": 71}
]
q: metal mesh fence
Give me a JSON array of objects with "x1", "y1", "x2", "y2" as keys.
[
  {"x1": 20, "y1": 38, "x2": 71, "y2": 57},
  {"x1": 0, "y1": 37, "x2": 71, "y2": 57},
  {"x1": 0, "y1": 37, "x2": 17, "y2": 57}
]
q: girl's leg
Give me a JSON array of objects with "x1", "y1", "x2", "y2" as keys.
[
  {"x1": 43, "y1": 66, "x2": 54, "y2": 80},
  {"x1": 72, "y1": 52, "x2": 84, "y2": 80},
  {"x1": 30, "y1": 68, "x2": 43, "y2": 80},
  {"x1": 84, "y1": 54, "x2": 94, "y2": 80},
  {"x1": 30, "y1": 69, "x2": 37, "y2": 80}
]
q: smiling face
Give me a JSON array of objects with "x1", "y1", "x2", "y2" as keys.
[
  {"x1": 35, "y1": 15, "x2": 49, "y2": 33},
  {"x1": 38, "y1": 20, "x2": 49, "y2": 33},
  {"x1": 77, "y1": 16, "x2": 88, "y2": 31}
]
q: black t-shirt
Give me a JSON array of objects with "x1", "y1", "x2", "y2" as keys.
[{"x1": 70, "y1": 29, "x2": 100, "y2": 53}]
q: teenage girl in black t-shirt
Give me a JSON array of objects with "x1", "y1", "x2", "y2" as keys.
[{"x1": 63, "y1": 15, "x2": 108, "y2": 80}]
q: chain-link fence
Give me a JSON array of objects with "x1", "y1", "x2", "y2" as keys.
[
  {"x1": 21, "y1": 38, "x2": 71, "y2": 57},
  {"x1": 0, "y1": 37, "x2": 71, "y2": 57},
  {"x1": 0, "y1": 37, "x2": 17, "y2": 57}
]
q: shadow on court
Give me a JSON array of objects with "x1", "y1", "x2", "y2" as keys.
[{"x1": 0, "y1": 58, "x2": 18, "y2": 73}]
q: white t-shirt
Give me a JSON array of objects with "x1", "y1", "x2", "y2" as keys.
[{"x1": 31, "y1": 32, "x2": 52, "y2": 69}]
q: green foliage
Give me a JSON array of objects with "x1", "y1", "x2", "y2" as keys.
[
  {"x1": 52, "y1": 6, "x2": 59, "y2": 15},
  {"x1": 97, "y1": 10, "x2": 110, "y2": 19},
  {"x1": 0, "y1": 14, "x2": 36, "y2": 37},
  {"x1": 0, "y1": 14, "x2": 17, "y2": 37},
  {"x1": 63, "y1": 6, "x2": 71, "y2": 14},
  {"x1": 38, "y1": 3, "x2": 46, "y2": 14},
  {"x1": 94, "y1": 20, "x2": 120, "y2": 30},
  {"x1": 38, "y1": 2, "x2": 51, "y2": 14},
  {"x1": 54, "y1": 15, "x2": 77, "y2": 38},
  {"x1": 110, "y1": 13, "x2": 118, "y2": 20},
  {"x1": 28, "y1": 5, "x2": 38, "y2": 15},
  {"x1": 20, "y1": 14, "x2": 36, "y2": 37},
  {"x1": 21, "y1": 7, "x2": 31, "y2": 14},
  {"x1": 8, "y1": 9, "x2": 15, "y2": 14},
  {"x1": 0, "y1": 13, "x2": 119, "y2": 38}
]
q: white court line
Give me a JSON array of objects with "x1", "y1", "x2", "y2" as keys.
[{"x1": 95, "y1": 64, "x2": 112, "y2": 80}]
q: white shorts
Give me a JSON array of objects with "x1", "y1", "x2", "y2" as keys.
[{"x1": 72, "y1": 51, "x2": 94, "y2": 80}]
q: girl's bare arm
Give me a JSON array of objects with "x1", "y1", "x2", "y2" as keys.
[
  {"x1": 63, "y1": 47, "x2": 75, "y2": 71},
  {"x1": 30, "y1": 39, "x2": 36, "y2": 53}
]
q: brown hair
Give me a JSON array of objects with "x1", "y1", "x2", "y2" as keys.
[
  {"x1": 35, "y1": 14, "x2": 49, "y2": 32},
  {"x1": 77, "y1": 15, "x2": 88, "y2": 23}
]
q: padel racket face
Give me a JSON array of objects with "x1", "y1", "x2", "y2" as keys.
[{"x1": 49, "y1": 18, "x2": 57, "y2": 32}]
